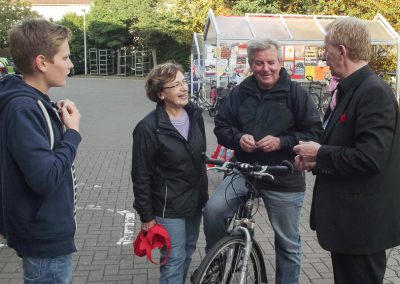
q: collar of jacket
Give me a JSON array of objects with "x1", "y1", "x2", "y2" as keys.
[
  {"x1": 155, "y1": 101, "x2": 202, "y2": 131},
  {"x1": 338, "y1": 65, "x2": 373, "y2": 97},
  {"x1": 239, "y1": 68, "x2": 292, "y2": 99}
]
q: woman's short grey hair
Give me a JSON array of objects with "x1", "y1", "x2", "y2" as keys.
[{"x1": 247, "y1": 37, "x2": 282, "y2": 64}]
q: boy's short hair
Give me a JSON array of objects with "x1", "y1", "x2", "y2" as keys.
[{"x1": 8, "y1": 18, "x2": 72, "y2": 75}]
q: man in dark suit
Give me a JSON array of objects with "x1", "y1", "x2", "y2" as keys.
[{"x1": 293, "y1": 17, "x2": 400, "y2": 284}]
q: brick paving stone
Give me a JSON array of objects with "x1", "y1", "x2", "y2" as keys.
[{"x1": 0, "y1": 78, "x2": 399, "y2": 283}]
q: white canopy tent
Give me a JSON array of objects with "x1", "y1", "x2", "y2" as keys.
[{"x1": 191, "y1": 9, "x2": 400, "y2": 98}]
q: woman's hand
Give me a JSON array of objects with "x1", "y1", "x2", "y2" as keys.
[{"x1": 141, "y1": 219, "x2": 157, "y2": 232}]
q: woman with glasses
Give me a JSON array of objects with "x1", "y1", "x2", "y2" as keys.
[{"x1": 131, "y1": 62, "x2": 208, "y2": 284}]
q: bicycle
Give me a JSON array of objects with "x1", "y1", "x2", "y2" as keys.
[
  {"x1": 190, "y1": 79, "x2": 216, "y2": 117},
  {"x1": 192, "y1": 155, "x2": 293, "y2": 284},
  {"x1": 306, "y1": 75, "x2": 331, "y2": 115},
  {"x1": 209, "y1": 81, "x2": 237, "y2": 117}
]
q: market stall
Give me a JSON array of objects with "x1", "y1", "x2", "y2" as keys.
[
  {"x1": 190, "y1": 32, "x2": 203, "y2": 94},
  {"x1": 194, "y1": 9, "x2": 400, "y2": 99}
]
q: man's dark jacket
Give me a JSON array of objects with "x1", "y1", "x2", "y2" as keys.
[
  {"x1": 214, "y1": 68, "x2": 323, "y2": 191},
  {"x1": 0, "y1": 75, "x2": 81, "y2": 257},
  {"x1": 131, "y1": 102, "x2": 208, "y2": 222},
  {"x1": 312, "y1": 65, "x2": 400, "y2": 254}
]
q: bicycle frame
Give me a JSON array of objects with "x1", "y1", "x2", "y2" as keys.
[
  {"x1": 203, "y1": 156, "x2": 292, "y2": 284},
  {"x1": 228, "y1": 179, "x2": 263, "y2": 284}
]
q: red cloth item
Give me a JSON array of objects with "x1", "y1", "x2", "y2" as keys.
[
  {"x1": 133, "y1": 224, "x2": 171, "y2": 265},
  {"x1": 208, "y1": 144, "x2": 234, "y2": 168}
]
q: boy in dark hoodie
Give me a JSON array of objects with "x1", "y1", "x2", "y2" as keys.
[{"x1": 0, "y1": 19, "x2": 81, "y2": 283}]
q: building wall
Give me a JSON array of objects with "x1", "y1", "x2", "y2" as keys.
[
  {"x1": 27, "y1": 0, "x2": 92, "y2": 20},
  {"x1": 31, "y1": 4, "x2": 91, "y2": 20}
]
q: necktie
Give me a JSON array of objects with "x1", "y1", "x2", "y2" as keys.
[{"x1": 330, "y1": 89, "x2": 337, "y2": 111}]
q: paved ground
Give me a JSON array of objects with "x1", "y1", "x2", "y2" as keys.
[{"x1": 0, "y1": 76, "x2": 399, "y2": 283}]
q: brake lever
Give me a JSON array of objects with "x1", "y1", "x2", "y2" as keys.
[
  {"x1": 206, "y1": 161, "x2": 231, "y2": 172},
  {"x1": 253, "y1": 172, "x2": 274, "y2": 180}
]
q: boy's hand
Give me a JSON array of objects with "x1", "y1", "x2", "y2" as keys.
[
  {"x1": 59, "y1": 104, "x2": 81, "y2": 132},
  {"x1": 57, "y1": 99, "x2": 75, "y2": 109}
]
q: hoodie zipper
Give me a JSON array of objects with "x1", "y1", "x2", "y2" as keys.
[
  {"x1": 162, "y1": 183, "x2": 168, "y2": 218},
  {"x1": 38, "y1": 100, "x2": 78, "y2": 232}
]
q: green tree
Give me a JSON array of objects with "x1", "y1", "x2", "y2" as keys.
[
  {"x1": 57, "y1": 13, "x2": 84, "y2": 58},
  {"x1": 130, "y1": 0, "x2": 226, "y2": 68},
  {"x1": 0, "y1": 0, "x2": 38, "y2": 49},
  {"x1": 229, "y1": 0, "x2": 282, "y2": 14},
  {"x1": 87, "y1": 0, "x2": 150, "y2": 50},
  {"x1": 308, "y1": 0, "x2": 399, "y2": 77}
]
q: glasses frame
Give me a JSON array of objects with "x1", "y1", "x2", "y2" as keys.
[{"x1": 162, "y1": 79, "x2": 188, "y2": 90}]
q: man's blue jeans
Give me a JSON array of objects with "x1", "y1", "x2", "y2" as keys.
[
  {"x1": 203, "y1": 173, "x2": 304, "y2": 284},
  {"x1": 155, "y1": 213, "x2": 201, "y2": 284},
  {"x1": 22, "y1": 253, "x2": 72, "y2": 284}
]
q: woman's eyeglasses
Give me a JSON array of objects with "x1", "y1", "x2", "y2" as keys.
[{"x1": 163, "y1": 79, "x2": 188, "y2": 89}]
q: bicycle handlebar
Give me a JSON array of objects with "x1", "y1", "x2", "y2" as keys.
[{"x1": 203, "y1": 154, "x2": 294, "y2": 179}]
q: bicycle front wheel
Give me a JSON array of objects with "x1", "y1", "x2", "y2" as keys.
[{"x1": 192, "y1": 236, "x2": 263, "y2": 284}]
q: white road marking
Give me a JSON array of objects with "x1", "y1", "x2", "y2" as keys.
[
  {"x1": 0, "y1": 205, "x2": 137, "y2": 249},
  {"x1": 116, "y1": 211, "x2": 136, "y2": 245}
]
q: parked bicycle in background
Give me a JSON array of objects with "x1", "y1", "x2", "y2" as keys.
[
  {"x1": 190, "y1": 76, "x2": 238, "y2": 118},
  {"x1": 306, "y1": 75, "x2": 331, "y2": 115}
]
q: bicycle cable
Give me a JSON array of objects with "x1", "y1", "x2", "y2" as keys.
[{"x1": 224, "y1": 172, "x2": 260, "y2": 219}]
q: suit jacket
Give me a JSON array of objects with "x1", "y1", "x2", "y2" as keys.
[{"x1": 311, "y1": 65, "x2": 400, "y2": 254}]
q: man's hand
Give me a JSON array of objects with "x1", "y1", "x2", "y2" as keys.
[
  {"x1": 294, "y1": 155, "x2": 316, "y2": 171},
  {"x1": 59, "y1": 104, "x2": 81, "y2": 132},
  {"x1": 141, "y1": 219, "x2": 156, "y2": 232},
  {"x1": 256, "y1": 135, "x2": 281, "y2": 152},
  {"x1": 240, "y1": 134, "x2": 257, "y2": 152},
  {"x1": 293, "y1": 141, "x2": 321, "y2": 171},
  {"x1": 293, "y1": 141, "x2": 321, "y2": 161}
]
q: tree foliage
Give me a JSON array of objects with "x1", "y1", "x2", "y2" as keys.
[
  {"x1": 0, "y1": 0, "x2": 38, "y2": 49},
  {"x1": 308, "y1": 0, "x2": 399, "y2": 75},
  {"x1": 57, "y1": 13, "x2": 84, "y2": 58},
  {"x1": 128, "y1": 0, "x2": 227, "y2": 67},
  {"x1": 56, "y1": 0, "x2": 399, "y2": 71}
]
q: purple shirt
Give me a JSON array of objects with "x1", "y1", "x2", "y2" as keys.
[{"x1": 170, "y1": 109, "x2": 190, "y2": 140}]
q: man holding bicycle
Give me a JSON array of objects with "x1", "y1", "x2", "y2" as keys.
[{"x1": 203, "y1": 37, "x2": 323, "y2": 284}]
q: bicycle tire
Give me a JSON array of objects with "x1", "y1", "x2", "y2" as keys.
[
  {"x1": 209, "y1": 107, "x2": 217, "y2": 117},
  {"x1": 320, "y1": 92, "x2": 331, "y2": 114},
  {"x1": 310, "y1": 93, "x2": 320, "y2": 108},
  {"x1": 192, "y1": 235, "x2": 264, "y2": 284}
]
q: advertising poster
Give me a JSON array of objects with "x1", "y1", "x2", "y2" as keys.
[
  {"x1": 205, "y1": 45, "x2": 216, "y2": 76},
  {"x1": 237, "y1": 44, "x2": 248, "y2": 56},
  {"x1": 236, "y1": 56, "x2": 247, "y2": 74},
  {"x1": 284, "y1": 45, "x2": 295, "y2": 61},
  {"x1": 220, "y1": 46, "x2": 231, "y2": 59},
  {"x1": 295, "y1": 46, "x2": 305, "y2": 58},
  {"x1": 283, "y1": 61, "x2": 294, "y2": 76},
  {"x1": 305, "y1": 66, "x2": 315, "y2": 79},
  {"x1": 293, "y1": 58, "x2": 305, "y2": 79},
  {"x1": 305, "y1": 46, "x2": 318, "y2": 66}
]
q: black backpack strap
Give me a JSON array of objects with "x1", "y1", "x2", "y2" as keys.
[{"x1": 287, "y1": 80, "x2": 297, "y2": 112}]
